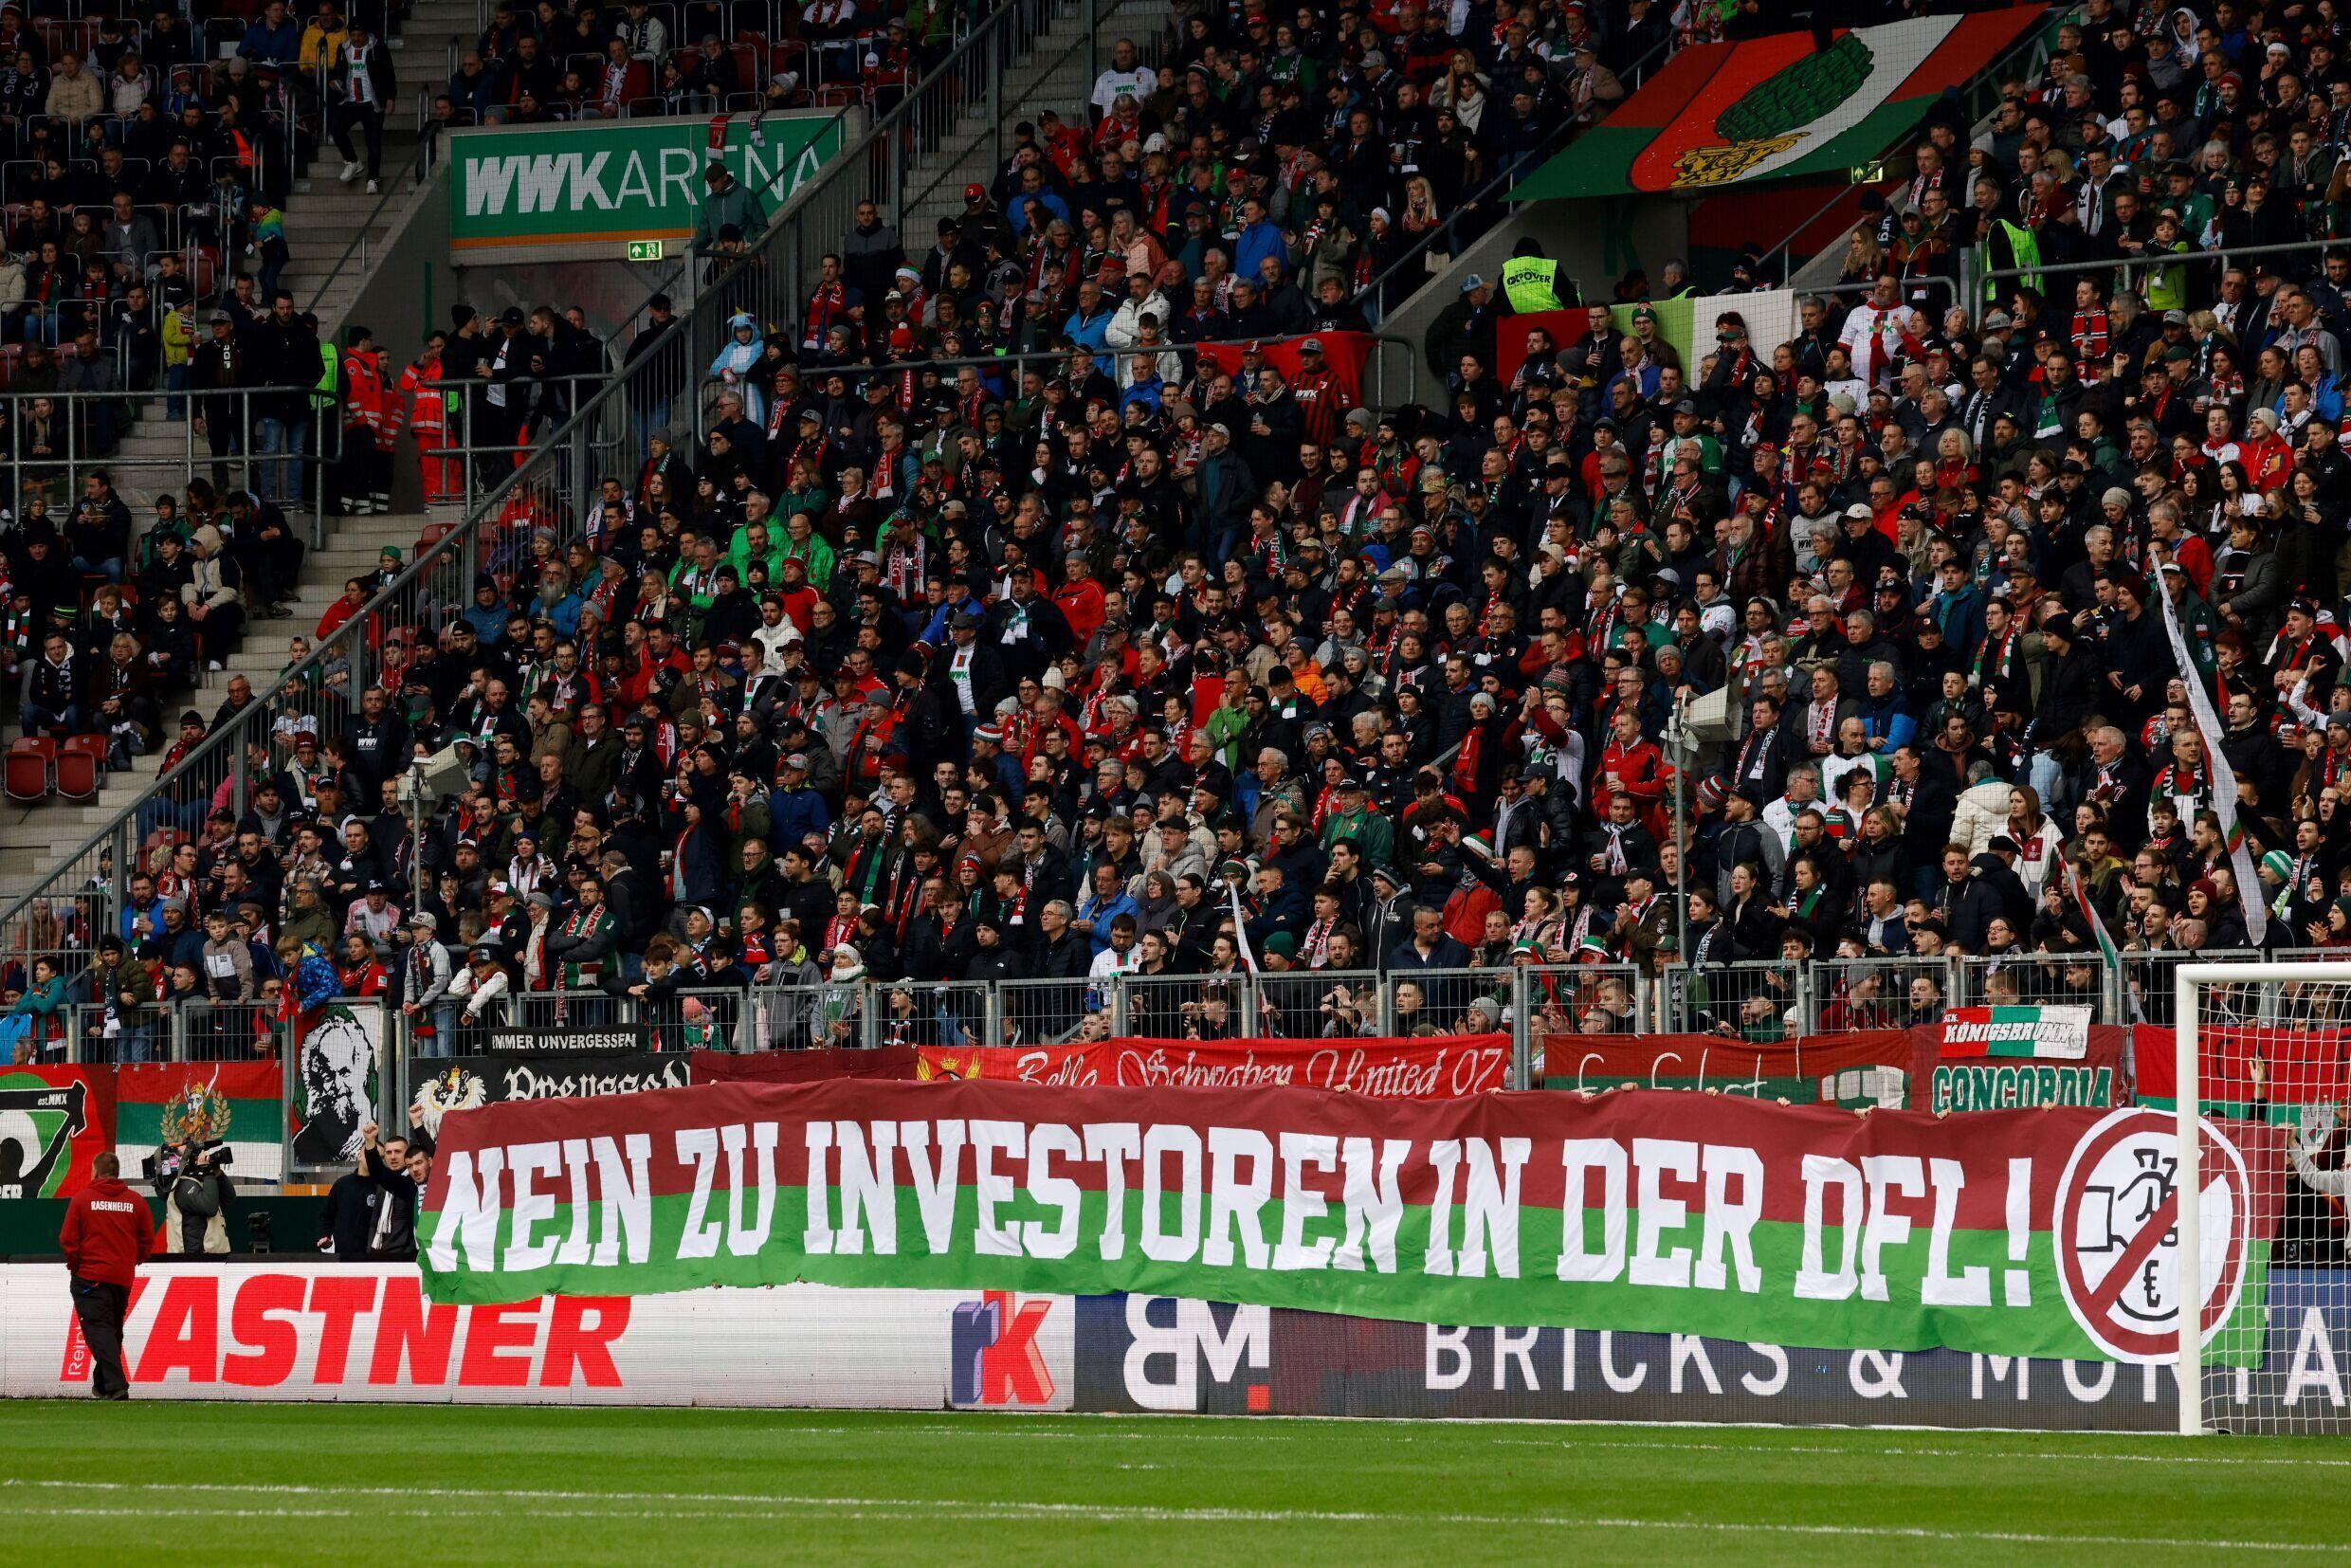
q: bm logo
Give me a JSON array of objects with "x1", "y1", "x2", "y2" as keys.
[{"x1": 951, "y1": 1291, "x2": 1055, "y2": 1406}]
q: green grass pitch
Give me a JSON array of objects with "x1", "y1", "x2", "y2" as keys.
[{"x1": 0, "y1": 1402, "x2": 2343, "y2": 1561}]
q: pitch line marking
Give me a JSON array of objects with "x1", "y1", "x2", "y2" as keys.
[
  {"x1": 1492, "y1": 1437, "x2": 2351, "y2": 1468},
  {"x1": 1, "y1": 1480, "x2": 2342, "y2": 1552}
]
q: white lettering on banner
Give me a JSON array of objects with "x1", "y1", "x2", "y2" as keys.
[
  {"x1": 835, "y1": 1121, "x2": 897, "y2": 1255},
  {"x1": 503, "y1": 1141, "x2": 563, "y2": 1273},
  {"x1": 1697, "y1": 1146, "x2": 1764, "y2": 1294},
  {"x1": 1273, "y1": 1132, "x2": 1337, "y2": 1272},
  {"x1": 1084, "y1": 1123, "x2": 1139, "y2": 1263},
  {"x1": 1796, "y1": 1155, "x2": 1864, "y2": 1301},
  {"x1": 1631, "y1": 1139, "x2": 1698, "y2": 1289},
  {"x1": 1923, "y1": 1158, "x2": 1991, "y2": 1308},
  {"x1": 903, "y1": 1120, "x2": 966, "y2": 1255},
  {"x1": 1459, "y1": 1139, "x2": 1530, "y2": 1280},
  {"x1": 677, "y1": 1126, "x2": 725, "y2": 1261},
  {"x1": 1422, "y1": 1140, "x2": 1462, "y2": 1276},
  {"x1": 1022, "y1": 1123, "x2": 1083, "y2": 1262},
  {"x1": 1426, "y1": 1322, "x2": 1470, "y2": 1391},
  {"x1": 1742, "y1": 1343, "x2": 1789, "y2": 1397},
  {"x1": 1139, "y1": 1123, "x2": 1202, "y2": 1264},
  {"x1": 1494, "y1": 1323, "x2": 1540, "y2": 1391},
  {"x1": 722, "y1": 1121, "x2": 780, "y2": 1258},
  {"x1": 972, "y1": 1121, "x2": 1025, "y2": 1258},
  {"x1": 1558, "y1": 1140, "x2": 1629, "y2": 1283},
  {"x1": 589, "y1": 1134, "x2": 653, "y2": 1267},
  {"x1": 1204, "y1": 1127, "x2": 1273, "y2": 1270},
  {"x1": 1859, "y1": 1156, "x2": 1924, "y2": 1304},
  {"x1": 1335, "y1": 1136, "x2": 1407, "y2": 1274},
  {"x1": 556, "y1": 1138, "x2": 592, "y2": 1267},
  {"x1": 425, "y1": 1146, "x2": 504, "y2": 1273}
]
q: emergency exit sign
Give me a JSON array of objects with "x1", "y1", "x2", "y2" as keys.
[{"x1": 626, "y1": 240, "x2": 664, "y2": 262}]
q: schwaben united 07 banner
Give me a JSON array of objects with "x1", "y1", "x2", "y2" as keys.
[
  {"x1": 1508, "y1": 9, "x2": 2044, "y2": 202},
  {"x1": 419, "y1": 1079, "x2": 2280, "y2": 1364},
  {"x1": 916, "y1": 1034, "x2": 1510, "y2": 1098},
  {"x1": 447, "y1": 110, "x2": 847, "y2": 260}
]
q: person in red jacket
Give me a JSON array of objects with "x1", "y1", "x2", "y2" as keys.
[{"x1": 59, "y1": 1150, "x2": 153, "y2": 1399}]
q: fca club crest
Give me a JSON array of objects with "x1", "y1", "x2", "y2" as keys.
[{"x1": 159, "y1": 1081, "x2": 231, "y2": 1145}]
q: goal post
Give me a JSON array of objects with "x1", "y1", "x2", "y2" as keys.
[{"x1": 2174, "y1": 961, "x2": 2351, "y2": 1437}]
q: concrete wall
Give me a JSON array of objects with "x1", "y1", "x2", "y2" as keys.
[{"x1": 1379, "y1": 196, "x2": 1693, "y2": 393}]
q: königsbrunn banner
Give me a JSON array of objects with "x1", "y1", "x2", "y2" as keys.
[{"x1": 418, "y1": 1080, "x2": 2277, "y2": 1364}]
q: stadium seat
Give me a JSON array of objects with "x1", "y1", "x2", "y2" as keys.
[
  {"x1": 5, "y1": 737, "x2": 55, "y2": 803},
  {"x1": 56, "y1": 737, "x2": 106, "y2": 801}
]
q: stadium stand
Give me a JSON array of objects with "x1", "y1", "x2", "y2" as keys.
[{"x1": 16, "y1": 0, "x2": 2351, "y2": 1068}]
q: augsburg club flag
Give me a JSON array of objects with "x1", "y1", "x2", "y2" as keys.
[
  {"x1": 1509, "y1": 9, "x2": 2045, "y2": 202},
  {"x1": 420, "y1": 1078, "x2": 2279, "y2": 1365},
  {"x1": 116, "y1": 1062, "x2": 283, "y2": 1180}
]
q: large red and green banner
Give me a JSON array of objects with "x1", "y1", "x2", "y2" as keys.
[
  {"x1": 418, "y1": 1078, "x2": 2278, "y2": 1364},
  {"x1": 916, "y1": 1035, "x2": 1509, "y2": 1098},
  {"x1": 1510, "y1": 9, "x2": 2045, "y2": 202},
  {"x1": 116, "y1": 1062, "x2": 283, "y2": 1182},
  {"x1": 0, "y1": 1066, "x2": 114, "y2": 1200}
]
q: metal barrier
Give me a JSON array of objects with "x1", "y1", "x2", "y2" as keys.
[
  {"x1": 1, "y1": 382, "x2": 339, "y2": 546},
  {"x1": 1964, "y1": 234, "x2": 2342, "y2": 326},
  {"x1": 1955, "y1": 952, "x2": 2120, "y2": 1019},
  {"x1": 1661, "y1": 959, "x2": 1806, "y2": 1040},
  {"x1": 1803, "y1": 955, "x2": 1957, "y2": 1033},
  {"x1": 2118, "y1": 948, "x2": 2262, "y2": 1028}
]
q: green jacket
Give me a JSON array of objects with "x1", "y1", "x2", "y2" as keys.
[
  {"x1": 695, "y1": 176, "x2": 769, "y2": 251},
  {"x1": 1319, "y1": 805, "x2": 1395, "y2": 868}
]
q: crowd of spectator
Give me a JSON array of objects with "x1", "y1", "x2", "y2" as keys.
[{"x1": 51, "y1": 0, "x2": 2351, "y2": 1067}]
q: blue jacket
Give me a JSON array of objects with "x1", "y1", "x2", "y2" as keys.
[
  {"x1": 1928, "y1": 583, "x2": 1985, "y2": 653},
  {"x1": 1076, "y1": 889, "x2": 1139, "y2": 956},
  {"x1": 1232, "y1": 220, "x2": 1286, "y2": 283},
  {"x1": 771, "y1": 784, "x2": 830, "y2": 848},
  {"x1": 1853, "y1": 691, "x2": 1916, "y2": 752}
]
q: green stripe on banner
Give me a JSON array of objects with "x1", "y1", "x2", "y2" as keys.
[{"x1": 115, "y1": 1100, "x2": 282, "y2": 1180}]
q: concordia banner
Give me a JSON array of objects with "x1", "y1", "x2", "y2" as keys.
[
  {"x1": 914, "y1": 1034, "x2": 1509, "y2": 1098},
  {"x1": 419, "y1": 1079, "x2": 2277, "y2": 1363}
]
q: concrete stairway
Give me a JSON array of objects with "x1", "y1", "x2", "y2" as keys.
[
  {"x1": 0, "y1": 529, "x2": 425, "y2": 882},
  {"x1": 898, "y1": 0, "x2": 1166, "y2": 245},
  {"x1": 0, "y1": 1, "x2": 479, "y2": 884}
]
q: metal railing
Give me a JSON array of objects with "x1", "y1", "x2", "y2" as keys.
[
  {"x1": 1964, "y1": 234, "x2": 2343, "y2": 326},
  {"x1": 0, "y1": 382, "x2": 341, "y2": 544}
]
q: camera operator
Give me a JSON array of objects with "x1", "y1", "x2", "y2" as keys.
[
  {"x1": 357, "y1": 1115, "x2": 432, "y2": 1260},
  {"x1": 147, "y1": 1131, "x2": 232, "y2": 1255}
]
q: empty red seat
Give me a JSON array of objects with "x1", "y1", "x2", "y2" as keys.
[
  {"x1": 6, "y1": 737, "x2": 55, "y2": 803},
  {"x1": 56, "y1": 736, "x2": 106, "y2": 800}
]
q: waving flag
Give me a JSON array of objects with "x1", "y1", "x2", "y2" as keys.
[
  {"x1": 1510, "y1": 9, "x2": 2046, "y2": 202},
  {"x1": 2157, "y1": 584, "x2": 2269, "y2": 946}
]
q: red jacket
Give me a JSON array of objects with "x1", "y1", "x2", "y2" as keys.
[{"x1": 60, "y1": 1176, "x2": 154, "y2": 1285}]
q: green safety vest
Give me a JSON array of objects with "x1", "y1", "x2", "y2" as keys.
[
  {"x1": 1501, "y1": 256, "x2": 1562, "y2": 314},
  {"x1": 1989, "y1": 220, "x2": 2041, "y2": 301},
  {"x1": 312, "y1": 341, "x2": 337, "y2": 410}
]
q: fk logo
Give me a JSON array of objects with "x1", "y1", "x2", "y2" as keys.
[{"x1": 949, "y1": 1291, "x2": 1054, "y2": 1406}]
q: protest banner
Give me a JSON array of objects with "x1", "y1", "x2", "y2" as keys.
[
  {"x1": 916, "y1": 1035, "x2": 1509, "y2": 1098},
  {"x1": 418, "y1": 1078, "x2": 2280, "y2": 1363}
]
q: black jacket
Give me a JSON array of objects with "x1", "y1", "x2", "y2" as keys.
[{"x1": 318, "y1": 1168, "x2": 380, "y2": 1261}]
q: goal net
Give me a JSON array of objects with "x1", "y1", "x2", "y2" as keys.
[{"x1": 2176, "y1": 963, "x2": 2351, "y2": 1435}]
